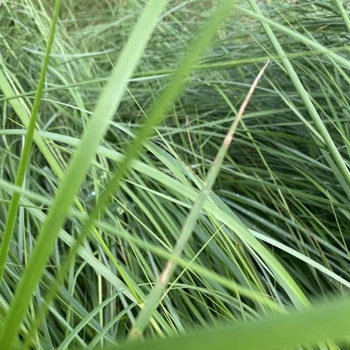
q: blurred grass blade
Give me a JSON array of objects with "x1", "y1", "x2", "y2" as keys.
[
  {"x1": 0, "y1": 0, "x2": 170, "y2": 348},
  {"x1": 101, "y1": 296, "x2": 350, "y2": 350},
  {"x1": 28, "y1": 0, "x2": 238, "y2": 342},
  {"x1": 333, "y1": 0, "x2": 350, "y2": 33}
]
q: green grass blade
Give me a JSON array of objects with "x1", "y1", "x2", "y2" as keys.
[
  {"x1": 100, "y1": 296, "x2": 350, "y2": 350},
  {"x1": 128, "y1": 47, "x2": 269, "y2": 341},
  {"x1": 0, "y1": 0, "x2": 170, "y2": 348},
  {"x1": 246, "y1": 0, "x2": 350, "y2": 194},
  {"x1": 27, "y1": 0, "x2": 238, "y2": 343},
  {"x1": 0, "y1": 0, "x2": 62, "y2": 283}
]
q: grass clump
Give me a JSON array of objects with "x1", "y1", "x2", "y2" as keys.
[{"x1": 0, "y1": 0, "x2": 350, "y2": 349}]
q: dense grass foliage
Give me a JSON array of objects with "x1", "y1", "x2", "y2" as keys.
[{"x1": 0, "y1": 0, "x2": 350, "y2": 349}]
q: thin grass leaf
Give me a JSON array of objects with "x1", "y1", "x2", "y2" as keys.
[
  {"x1": 0, "y1": 0, "x2": 62, "y2": 282},
  {"x1": 128, "y1": 56, "x2": 269, "y2": 339}
]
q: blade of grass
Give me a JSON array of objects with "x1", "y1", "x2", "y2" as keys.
[
  {"x1": 0, "y1": 0, "x2": 62, "y2": 283},
  {"x1": 0, "y1": 0, "x2": 170, "y2": 348},
  {"x1": 0, "y1": 48, "x2": 143, "y2": 320},
  {"x1": 127, "y1": 59, "x2": 270, "y2": 340},
  {"x1": 333, "y1": 0, "x2": 350, "y2": 33},
  {"x1": 101, "y1": 296, "x2": 350, "y2": 350},
  {"x1": 236, "y1": 4, "x2": 350, "y2": 70},
  {"x1": 22, "y1": 0, "x2": 239, "y2": 341},
  {"x1": 241, "y1": 1, "x2": 350, "y2": 193}
]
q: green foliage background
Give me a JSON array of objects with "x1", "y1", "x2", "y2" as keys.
[{"x1": 0, "y1": 0, "x2": 350, "y2": 349}]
